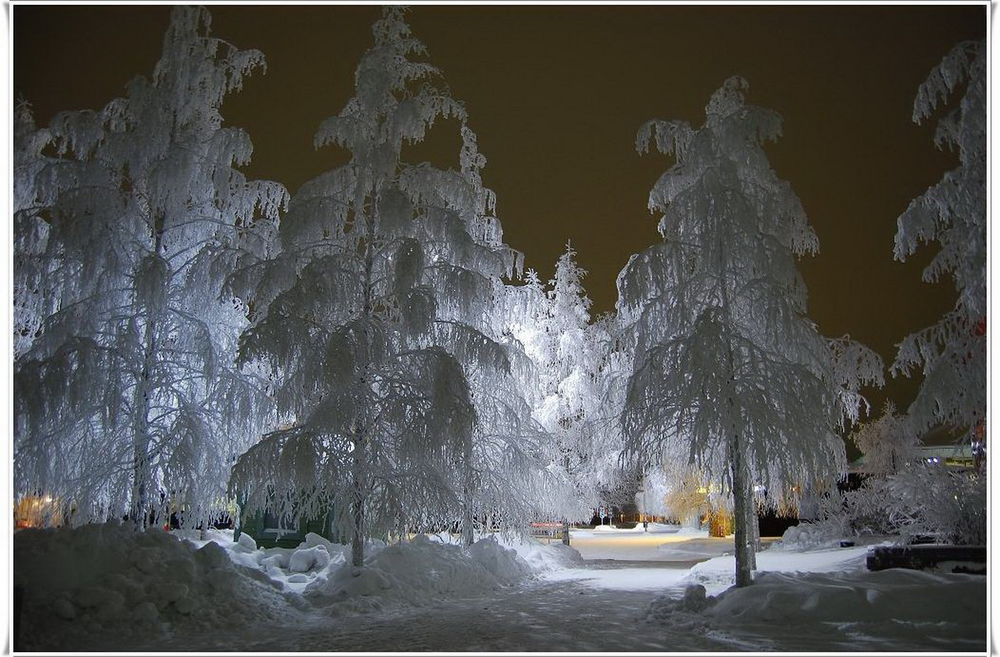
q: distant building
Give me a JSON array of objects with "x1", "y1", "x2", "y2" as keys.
[{"x1": 849, "y1": 443, "x2": 976, "y2": 473}]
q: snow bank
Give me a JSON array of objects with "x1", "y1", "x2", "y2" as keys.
[
  {"x1": 682, "y1": 544, "x2": 870, "y2": 595},
  {"x1": 706, "y1": 569, "x2": 985, "y2": 625},
  {"x1": 647, "y1": 550, "x2": 986, "y2": 648},
  {"x1": 15, "y1": 524, "x2": 566, "y2": 650},
  {"x1": 497, "y1": 536, "x2": 585, "y2": 571},
  {"x1": 772, "y1": 519, "x2": 850, "y2": 551},
  {"x1": 303, "y1": 534, "x2": 532, "y2": 612},
  {"x1": 14, "y1": 524, "x2": 304, "y2": 651},
  {"x1": 647, "y1": 568, "x2": 986, "y2": 648},
  {"x1": 177, "y1": 529, "x2": 357, "y2": 594}
]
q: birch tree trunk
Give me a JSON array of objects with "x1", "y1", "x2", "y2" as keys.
[
  {"x1": 720, "y1": 223, "x2": 754, "y2": 586},
  {"x1": 351, "y1": 435, "x2": 366, "y2": 568},
  {"x1": 130, "y1": 227, "x2": 164, "y2": 531},
  {"x1": 729, "y1": 430, "x2": 755, "y2": 587},
  {"x1": 461, "y1": 436, "x2": 475, "y2": 547}
]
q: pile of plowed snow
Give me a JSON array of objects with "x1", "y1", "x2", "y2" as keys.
[
  {"x1": 679, "y1": 543, "x2": 872, "y2": 595},
  {"x1": 15, "y1": 524, "x2": 572, "y2": 650},
  {"x1": 303, "y1": 534, "x2": 533, "y2": 613},
  {"x1": 14, "y1": 524, "x2": 304, "y2": 651},
  {"x1": 504, "y1": 538, "x2": 584, "y2": 571},
  {"x1": 645, "y1": 544, "x2": 986, "y2": 647},
  {"x1": 705, "y1": 569, "x2": 985, "y2": 625},
  {"x1": 648, "y1": 569, "x2": 985, "y2": 628}
]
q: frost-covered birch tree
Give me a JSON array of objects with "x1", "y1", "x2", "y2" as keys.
[
  {"x1": 850, "y1": 401, "x2": 919, "y2": 476},
  {"x1": 229, "y1": 8, "x2": 537, "y2": 563},
  {"x1": 588, "y1": 311, "x2": 638, "y2": 515},
  {"x1": 619, "y1": 77, "x2": 882, "y2": 587},
  {"x1": 13, "y1": 101, "x2": 59, "y2": 361},
  {"x1": 14, "y1": 6, "x2": 284, "y2": 528},
  {"x1": 436, "y1": 127, "x2": 549, "y2": 546},
  {"x1": 892, "y1": 40, "x2": 986, "y2": 442}
]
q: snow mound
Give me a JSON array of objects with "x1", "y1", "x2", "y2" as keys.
[
  {"x1": 289, "y1": 545, "x2": 333, "y2": 573},
  {"x1": 707, "y1": 570, "x2": 985, "y2": 625},
  {"x1": 14, "y1": 524, "x2": 304, "y2": 651},
  {"x1": 773, "y1": 520, "x2": 848, "y2": 552},
  {"x1": 235, "y1": 531, "x2": 258, "y2": 552},
  {"x1": 16, "y1": 525, "x2": 557, "y2": 648},
  {"x1": 466, "y1": 535, "x2": 533, "y2": 584},
  {"x1": 498, "y1": 536, "x2": 585, "y2": 571},
  {"x1": 681, "y1": 544, "x2": 870, "y2": 595},
  {"x1": 648, "y1": 584, "x2": 713, "y2": 616},
  {"x1": 304, "y1": 534, "x2": 532, "y2": 612},
  {"x1": 174, "y1": 528, "x2": 352, "y2": 594},
  {"x1": 647, "y1": 567, "x2": 986, "y2": 643}
]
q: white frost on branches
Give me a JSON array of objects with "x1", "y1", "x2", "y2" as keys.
[
  {"x1": 504, "y1": 245, "x2": 628, "y2": 524},
  {"x1": 229, "y1": 8, "x2": 544, "y2": 564},
  {"x1": 620, "y1": 76, "x2": 882, "y2": 586},
  {"x1": 14, "y1": 7, "x2": 284, "y2": 529},
  {"x1": 849, "y1": 401, "x2": 919, "y2": 476},
  {"x1": 892, "y1": 40, "x2": 986, "y2": 437}
]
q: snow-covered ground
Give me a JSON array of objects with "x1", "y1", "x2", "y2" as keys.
[{"x1": 13, "y1": 523, "x2": 987, "y2": 652}]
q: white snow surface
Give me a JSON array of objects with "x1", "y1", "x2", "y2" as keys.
[
  {"x1": 14, "y1": 524, "x2": 307, "y2": 651},
  {"x1": 14, "y1": 524, "x2": 547, "y2": 650},
  {"x1": 683, "y1": 543, "x2": 873, "y2": 595},
  {"x1": 586, "y1": 521, "x2": 682, "y2": 534},
  {"x1": 13, "y1": 523, "x2": 987, "y2": 652}
]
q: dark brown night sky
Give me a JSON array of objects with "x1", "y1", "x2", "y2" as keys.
[{"x1": 13, "y1": 4, "x2": 986, "y2": 445}]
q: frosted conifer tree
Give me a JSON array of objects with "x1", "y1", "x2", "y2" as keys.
[
  {"x1": 14, "y1": 7, "x2": 285, "y2": 528},
  {"x1": 546, "y1": 249, "x2": 619, "y2": 529},
  {"x1": 503, "y1": 269, "x2": 549, "y2": 376},
  {"x1": 537, "y1": 244, "x2": 598, "y2": 445},
  {"x1": 620, "y1": 77, "x2": 882, "y2": 587},
  {"x1": 505, "y1": 249, "x2": 625, "y2": 535},
  {"x1": 892, "y1": 40, "x2": 986, "y2": 442},
  {"x1": 229, "y1": 8, "x2": 535, "y2": 563}
]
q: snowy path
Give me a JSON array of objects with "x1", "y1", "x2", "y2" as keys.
[
  {"x1": 148, "y1": 562, "x2": 746, "y2": 653},
  {"x1": 264, "y1": 578, "x2": 744, "y2": 653}
]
